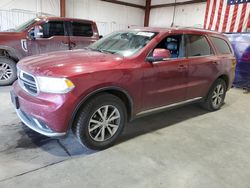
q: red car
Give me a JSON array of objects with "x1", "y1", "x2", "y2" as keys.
[{"x1": 11, "y1": 27, "x2": 236, "y2": 150}]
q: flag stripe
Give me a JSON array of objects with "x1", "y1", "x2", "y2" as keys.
[
  {"x1": 226, "y1": 4, "x2": 235, "y2": 32},
  {"x1": 215, "y1": 0, "x2": 224, "y2": 31},
  {"x1": 248, "y1": 14, "x2": 250, "y2": 28},
  {"x1": 218, "y1": 0, "x2": 228, "y2": 32},
  {"x1": 211, "y1": 0, "x2": 222, "y2": 30},
  {"x1": 229, "y1": 4, "x2": 238, "y2": 32},
  {"x1": 222, "y1": 2, "x2": 231, "y2": 32},
  {"x1": 233, "y1": 4, "x2": 243, "y2": 32},
  {"x1": 242, "y1": 3, "x2": 250, "y2": 32},
  {"x1": 204, "y1": 0, "x2": 211, "y2": 29},
  {"x1": 206, "y1": 0, "x2": 215, "y2": 29},
  {"x1": 237, "y1": 3, "x2": 247, "y2": 32},
  {"x1": 208, "y1": 0, "x2": 217, "y2": 30}
]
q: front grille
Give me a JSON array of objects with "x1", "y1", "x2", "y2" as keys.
[{"x1": 19, "y1": 70, "x2": 38, "y2": 95}]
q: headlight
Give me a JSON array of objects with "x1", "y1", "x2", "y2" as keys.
[{"x1": 36, "y1": 76, "x2": 75, "y2": 94}]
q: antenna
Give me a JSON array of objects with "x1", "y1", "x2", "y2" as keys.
[{"x1": 171, "y1": 0, "x2": 177, "y2": 27}]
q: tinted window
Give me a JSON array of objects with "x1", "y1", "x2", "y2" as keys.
[
  {"x1": 185, "y1": 35, "x2": 212, "y2": 57},
  {"x1": 72, "y1": 22, "x2": 93, "y2": 37},
  {"x1": 155, "y1": 35, "x2": 184, "y2": 58},
  {"x1": 210, "y1": 37, "x2": 232, "y2": 54},
  {"x1": 42, "y1": 21, "x2": 65, "y2": 38}
]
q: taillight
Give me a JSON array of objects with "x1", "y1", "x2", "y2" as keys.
[{"x1": 232, "y1": 59, "x2": 237, "y2": 69}]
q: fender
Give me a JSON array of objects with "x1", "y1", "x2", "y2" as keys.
[
  {"x1": 0, "y1": 45, "x2": 24, "y2": 60},
  {"x1": 68, "y1": 86, "x2": 134, "y2": 130}
]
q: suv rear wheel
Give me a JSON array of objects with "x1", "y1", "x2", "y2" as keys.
[
  {"x1": 73, "y1": 93, "x2": 127, "y2": 150},
  {"x1": 202, "y1": 78, "x2": 227, "y2": 111},
  {"x1": 0, "y1": 57, "x2": 17, "y2": 86}
]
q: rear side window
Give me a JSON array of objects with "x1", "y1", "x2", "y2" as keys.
[
  {"x1": 210, "y1": 37, "x2": 232, "y2": 54},
  {"x1": 185, "y1": 35, "x2": 212, "y2": 57},
  {"x1": 71, "y1": 22, "x2": 93, "y2": 37},
  {"x1": 42, "y1": 21, "x2": 65, "y2": 38}
]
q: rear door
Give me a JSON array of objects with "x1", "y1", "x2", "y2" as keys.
[
  {"x1": 209, "y1": 36, "x2": 236, "y2": 87},
  {"x1": 27, "y1": 20, "x2": 70, "y2": 55},
  {"x1": 68, "y1": 21, "x2": 99, "y2": 50},
  {"x1": 184, "y1": 34, "x2": 219, "y2": 99}
]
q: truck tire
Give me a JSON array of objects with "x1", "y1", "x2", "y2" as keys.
[
  {"x1": 0, "y1": 57, "x2": 17, "y2": 86},
  {"x1": 201, "y1": 78, "x2": 227, "y2": 111},
  {"x1": 73, "y1": 93, "x2": 127, "y2": 150}
]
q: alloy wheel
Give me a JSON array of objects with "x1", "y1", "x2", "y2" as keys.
[
  {"x1": 88, "y1": 105, "x2": 121, "y2": 142},
  {"x1": 0, "y1": 62, "x2": 13, "y2": 81},
  {"x1": 212, "y1": 84, "x2": 225, "y2": 108}
]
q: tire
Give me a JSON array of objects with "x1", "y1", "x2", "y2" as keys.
[
  {"x1": 0, "y1": 57, "x2": 17, "y2": 86},
  {"x1": 201, "y1": 78, "x2": 227, "y2": 111},
  {"x1": 73, "y1": 93, "x2": 127, "y2": 150}
]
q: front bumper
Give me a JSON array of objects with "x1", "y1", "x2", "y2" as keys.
[
  {"x1": 12, "y1": 81, "x2": 77, "y2": 137},
  {"x1": 15, "y1": 108, "x2": 66, "y2": 137}
]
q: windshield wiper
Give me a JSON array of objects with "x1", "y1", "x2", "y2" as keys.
[
  {"x1": 88, "y1": 48, "x2": 115, "y2": 54},
  {"x1": 100, "y1": 49, "x2": 116, "y2": 54}
]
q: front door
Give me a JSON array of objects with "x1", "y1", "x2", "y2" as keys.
[
  {"x1": 27, "y1": 21, "x2": 70, "y2": 55},
  {"x1": 142, "y1": 34, "x2": 188, "y2": 111}
]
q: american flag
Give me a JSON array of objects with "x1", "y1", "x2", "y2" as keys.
[{"x1": 204, "y1": 0, "x2": 250, "y2": 32}]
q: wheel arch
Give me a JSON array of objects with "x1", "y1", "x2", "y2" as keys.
[
  {"x1": 218, "y1": 74, "x2": 229, "y2": 90},
  {"x1": 0, "y1": 45, "x2": 22, "y2": 61},
  {"x1": 69, "y1": 87, "x2": 134, "y2": 130},
  {"x1": 204, "y1": 74, "x2": 230, "y2": 101}
]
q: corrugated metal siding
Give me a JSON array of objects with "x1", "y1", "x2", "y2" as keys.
[{"x1": 0, "y1": 9, "x2": 36, "y2": 31}]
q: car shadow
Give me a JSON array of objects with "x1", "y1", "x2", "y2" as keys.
[
  {"x1": 118, "y1": 104, "x2": 208, "y2": 144},
  {"x1": 17, "y1": 125, "x2": 96, "y2": 157},
  {"x1": 16, "y1": 103, "x2": 208, "y2": 157}
]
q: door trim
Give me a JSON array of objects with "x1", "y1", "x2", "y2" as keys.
[{"x1": 136, "y1": 97, "x2": 203, "y2": 116}]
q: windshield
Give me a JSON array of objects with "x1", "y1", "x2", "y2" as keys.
[
  {"x1": 89, "y1": 31, "x2": 157, "y2": 57},
  {"x1": 15, "y1": 18, "x2": 37, "y2": 32}
]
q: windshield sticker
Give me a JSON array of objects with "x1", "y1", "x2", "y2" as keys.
[{"x1": 136, "y1": 32, "x2": 155, "y2": 37}]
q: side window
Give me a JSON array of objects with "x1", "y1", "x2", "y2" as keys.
[
  {"x1": 210, "y1": 37, "x2": 232, "y2": 54},
  {"x1": 155, "y1": 35, "x2": 184, "y2": 58},
  {"x1": 71, "y1": 22, "x2": 93, "y2": 37},
  {"x1": 185, "y1": 35, "x2": 212, "y2": 57},
  {"x1": 42, "y1": 21, "x2": 65, "y2": 38}
]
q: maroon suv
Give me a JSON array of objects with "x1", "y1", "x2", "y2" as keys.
[
  {"x1": 11, "y1": 27, "x2": 236, "y2": 150},
  {"x1": 0, "y1": 16, "x2": 99, "y2": 86}
]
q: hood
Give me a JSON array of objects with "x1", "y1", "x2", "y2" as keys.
[
  {"x1": 17, "y1": 49, "x2": 124, "y2": 77},
  {"x1": 0, "y1": 31, "x2": 24, "y2": 45},
  {"x1": 0, "y1": 31, "x2": 23, "y2": 36}
]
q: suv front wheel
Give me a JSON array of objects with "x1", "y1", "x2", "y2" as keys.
[
  {"x1": 0, "y1": 57, "x2": 17, "y2": 86},
  {"x1": 202, "y1": 78, "x2": 227, "y2": 111},
  {"x1": 73, "y1": 93, "x2": 127, "y2": 150}
]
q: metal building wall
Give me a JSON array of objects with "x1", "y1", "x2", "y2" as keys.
[
  {"x1": 0, "y1": 0, "x2": 60, "y2": 31},
  {"x1": 66, "y1": 0, "x2": 145, "y2": 36},
  {"x1": 149, "y1": 1, "x2": 207, "y2": 28}
]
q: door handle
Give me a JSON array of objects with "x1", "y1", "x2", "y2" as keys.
[
  {"x1": 61, "y1": 41, "x2": 69, "y2": 45},
  {"x1": 178, "y1": 64, "x2": 187, "y2": 70}
]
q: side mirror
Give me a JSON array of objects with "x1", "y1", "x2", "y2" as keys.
[
  {"x1": 99, "y1": 35, "x2": 103, "y2": 39},
  {"x1": 28, "y1": 26, "x2": 43, "y2": 40},
  {"x1": 147, "y1": 48, "x2": 171, "y2": 62}
]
